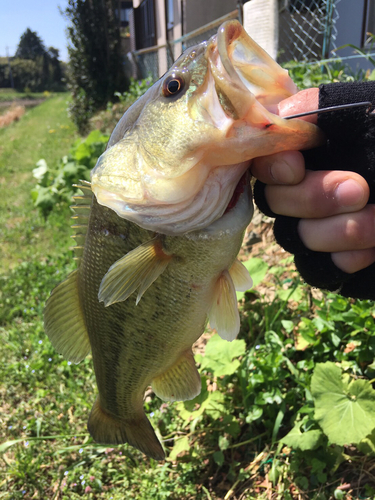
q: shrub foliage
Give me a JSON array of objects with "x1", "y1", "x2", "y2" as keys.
[
  {"x1": 0, "y1": 28, "x2": 64, "y2": 91},
  {"x1": 63, "y1": 0, "x2": 129, "y2": 134}
]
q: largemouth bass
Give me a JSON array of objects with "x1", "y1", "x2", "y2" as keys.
[{"x1": 44, "y1": 21, "x2": 324, "y2": 460}]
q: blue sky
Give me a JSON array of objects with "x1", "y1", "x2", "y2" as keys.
[{"x1": 0, "y1": 0, "x2": 70, "y2": 61}]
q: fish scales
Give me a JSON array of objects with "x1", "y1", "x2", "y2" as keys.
[
  {"x1": 44, "y1": 20, "x2": 325, "y2": 460},
  {"x1": 82, "y1": 194, "x2": 244, "y2": 395},
  {"x1": 77, "y1": 190, "x2": 249, "y2": 459}
]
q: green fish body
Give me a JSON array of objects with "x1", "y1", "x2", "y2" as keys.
[
  {"x1": 45, "y1": 178, "x2": 253, "y2": 460},
  {"x1": 44, "y1": 20, "x2": 325, "y2": 459}
]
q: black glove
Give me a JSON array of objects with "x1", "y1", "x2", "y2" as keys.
[{"x1": 254, "y1": 81, "x2": 375, "y2": 299}]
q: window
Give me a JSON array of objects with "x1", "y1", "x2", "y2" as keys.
[
  {"x1": 363, "y1": 0, "x2": 375, "y2": 47},
  {"x1": 166, "y1": 0, "x2": 174, "y2": 31},
  {"x1": 120, "y1": 1, "x2": 133, "y2": 28}
]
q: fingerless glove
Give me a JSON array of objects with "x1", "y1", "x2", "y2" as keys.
[{"x1": 254, "y1": 81, "x2": 375, "y2": 299}]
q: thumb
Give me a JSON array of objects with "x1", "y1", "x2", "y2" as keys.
[{"x1": 278, "y1": 88, "x2": 319, "y2": 123}]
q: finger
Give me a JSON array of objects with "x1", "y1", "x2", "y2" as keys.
[
  {"x1": 251, "y1": 151, "x2": 305, "y2": 185},
  {"x1": 331, "y1": 248, "x2": 375, "y2": 274},
  {"x1": 279, "y1": 88, "x2": 319, "y2": 123},
  {"x1": 298, "y1": 205, "x2": 375, "y2": 252},
  {"x1": 265, "y1": 170, "x2": 369, "y2": 218}
]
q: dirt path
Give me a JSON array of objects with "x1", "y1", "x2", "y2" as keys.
[{"x1": 0, "y1": 98, "x2": 45, "y2": 108}]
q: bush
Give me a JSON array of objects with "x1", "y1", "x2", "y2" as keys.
[
  {"x1": 31, "y1": 129, "x2": 109, "y2": 217},
  {"x1": 0, "y1": 57, "x2": 65, "y2": 92},
  {"x1": 63, "y1": 0, "x2": 129, "y2": 134}
]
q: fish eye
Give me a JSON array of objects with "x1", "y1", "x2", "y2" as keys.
[{"x1": 162, "y1": 74, "x2": 185, "y2": 97}]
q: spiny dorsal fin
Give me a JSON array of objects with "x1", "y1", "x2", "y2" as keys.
[
  {"x1": 71, "y1": 181, "x2": 92, "y2": 264},
  {"x1": 44, "y1": 270, "x2": 91, "y2": 363},
  {"x1": 72, "y1": 181, "x2": 93, "y2": 206},
  {"x1": 229, "y1": 259, "x2": 253, "y2": 291},
  {"x1": 208, "y1": 270, "x2": 240, "y2": 342},
  {"x1": 98, "y1": 237, "x2": 172, "y2": 307}
]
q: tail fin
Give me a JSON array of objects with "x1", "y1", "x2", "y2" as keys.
[{"x1": 87, "y1": 398, "x2": 165, "y2": 461}]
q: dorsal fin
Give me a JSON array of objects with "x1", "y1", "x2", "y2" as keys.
[
  {"x1": 44, "y1": 270, "x2": 91, "y2": 363},
  {"x1": 71, "y1": 181, "x2": 92, "y2": 264}
]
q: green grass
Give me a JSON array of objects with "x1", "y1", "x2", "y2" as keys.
[
  {"x1": 0, "y1": 93, "x2": 78, "y2": 271},
  {"x1": 0, "y1": 89, "x2": 47, "y2": 103}
]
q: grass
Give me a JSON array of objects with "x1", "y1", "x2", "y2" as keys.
[
  {"x1": 0, "y1": 93, "x2": 78, "y2": 271},
  {"x1": 0, "y1": 89, "x2": 47, "y2": 103},
  {"x1": 2, "y1": 73, "x2": 375, "y2": 499}
]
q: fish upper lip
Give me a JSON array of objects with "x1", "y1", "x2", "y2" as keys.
[{"x1": 209, "y1": 21, "x2": 297, "y2": 120}]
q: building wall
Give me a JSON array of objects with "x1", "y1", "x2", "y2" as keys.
[
  {"x1": 334, "y1": 0, "x2": 370, "y2": 71},
  {"x1": 183, "y1": 0, "x2": 238, "y2": 34}
]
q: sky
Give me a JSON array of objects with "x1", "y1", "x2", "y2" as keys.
[{"x1": 0, "y1": 0, "x2": 70, "y2": 61}]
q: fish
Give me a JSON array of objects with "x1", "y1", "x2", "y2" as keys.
[{"x1": 44, "y1": 20, "x2": 324, "y2": 461}]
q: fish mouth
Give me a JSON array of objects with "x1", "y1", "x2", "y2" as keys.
[
  {"x1": 204, "y1": 20, "x2": 297, "y2": 128},
  {"x1": 90, "y1": 21, "x2": 323, "y2": 236}
]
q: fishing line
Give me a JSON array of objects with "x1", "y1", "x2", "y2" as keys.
[{"x1": 284, "y1": 101, "x2": 373, "y2": 120}]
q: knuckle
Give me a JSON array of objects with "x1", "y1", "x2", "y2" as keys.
[{"x1": 342, "y1": 206, "x2": 375, "y2": 248}]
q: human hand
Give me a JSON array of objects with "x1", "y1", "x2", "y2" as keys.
[{"x1": 251, "y1": 88, "x2": 374, "y2": 274}]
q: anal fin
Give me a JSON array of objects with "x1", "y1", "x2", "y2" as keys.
[
  {"x1": 98, "y1": 237, "x2": 172, "y2": 307},
  {"x1": 208, "y1": 270, "x2": 240, "y2": 342},
  {"x1": 87, "y1": 398, "x2": 165, "y2": 461},
  {"x1": 152, "y1": 350, "x2": 201, "y2": 402},
  {"x1": 44, "y1": 270, "x2": 90, "y2": 363}
]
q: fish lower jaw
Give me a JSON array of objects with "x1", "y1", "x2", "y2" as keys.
[{"x1": 93, "y1": 162, "x2": 251, "y2": 236}]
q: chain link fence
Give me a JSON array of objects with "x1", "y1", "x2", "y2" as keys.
[
  {"x1": 129, "y1": 1, "x2": 341, "y2": 81},
  {"x1": 278, "y1": 0, "x2": 340, "y2": 63}
]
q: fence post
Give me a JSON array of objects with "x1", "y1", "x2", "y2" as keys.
[
  {"x1": 322, "y1": 0, "x2": 335, "y2": 59},
  {"x1": 155, "y1": 0, "x2": 168, "y2": 76}
]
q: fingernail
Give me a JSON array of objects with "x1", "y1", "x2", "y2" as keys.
[
  {"x1": 271, "y1": 160, "x2": 295, "y2": 184},
  {"x1": 335, "y1": 180, "x2": 365, "y2": 207}
]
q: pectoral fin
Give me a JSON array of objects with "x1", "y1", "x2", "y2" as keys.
[
  {"x1": 98, "y1": 237, "x2": 172, "y2": 307},
  {"x1": 44, "y1": 270, "x2": 90, "y2": 363},
  {"x1": 208, "y1": 270, "x2": 240, "y2": 342},
  {"x1": 229, "y1": 258, "x2": 253, "y2": 291},
  {"x1": 152, "y1": 350, "x2": 201, "y2": 402}
]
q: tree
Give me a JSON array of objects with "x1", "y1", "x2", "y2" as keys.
[
  {"x1": 15, "y1": 28, "x2": 46, "y2": 60},
  {"x1": 63, "y1": 0, "x2": 129, "y2": 133}
]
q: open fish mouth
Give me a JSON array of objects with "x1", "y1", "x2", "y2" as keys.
[
  {"x1": 90, "y1": 21, "x2": 324, "y2": 236},
  {"x1": 205, "y1": 20, "x2": 297, "y2": 126}
]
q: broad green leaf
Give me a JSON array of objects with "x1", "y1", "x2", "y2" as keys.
[
  {"x1": 84, "y1": 129, "x2": 108, "y2": 145},
  {"x1": 236, "y1": 258, "x2": 268, "y2": 300},
  {"x1": 199, "y1": 335, "x2": 246, "y2": 377},
  {"x1": 74, "y1": 142, "x2": 91, "y2": 161},
  {"x1": 295, "y1": 333, "x2": 310, "y2": 351},
  {"x1": 311, "y1": 362, "x2": 375, "y2": 445},
  {"x1": 282, "y1": 420, "x2": 323, "y2": 451},
  {"x1": 243, "y1": 258, "x2": 268, "y2": 288},
  {"x1": 177, "y1": 389, "x2": 226, "y2": 423},
  {"x1": 218, "y1": 435, "x2": 229, "y2": 450},
  {"x1": 276, "y1": 286, "x2": 302, "y2": 302},
  {"x1": 245, "y1": 406, "x2": 263, "y2": 423},
  {"x1": 168, "y1": 436, "x2": 190, "y2": 461},
  {"x1": 281, "y1": 320, "x2": 294, "y2": 333},
  {"x1": 213, "y1": 451, "x2": 224, "y2": 466}
]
